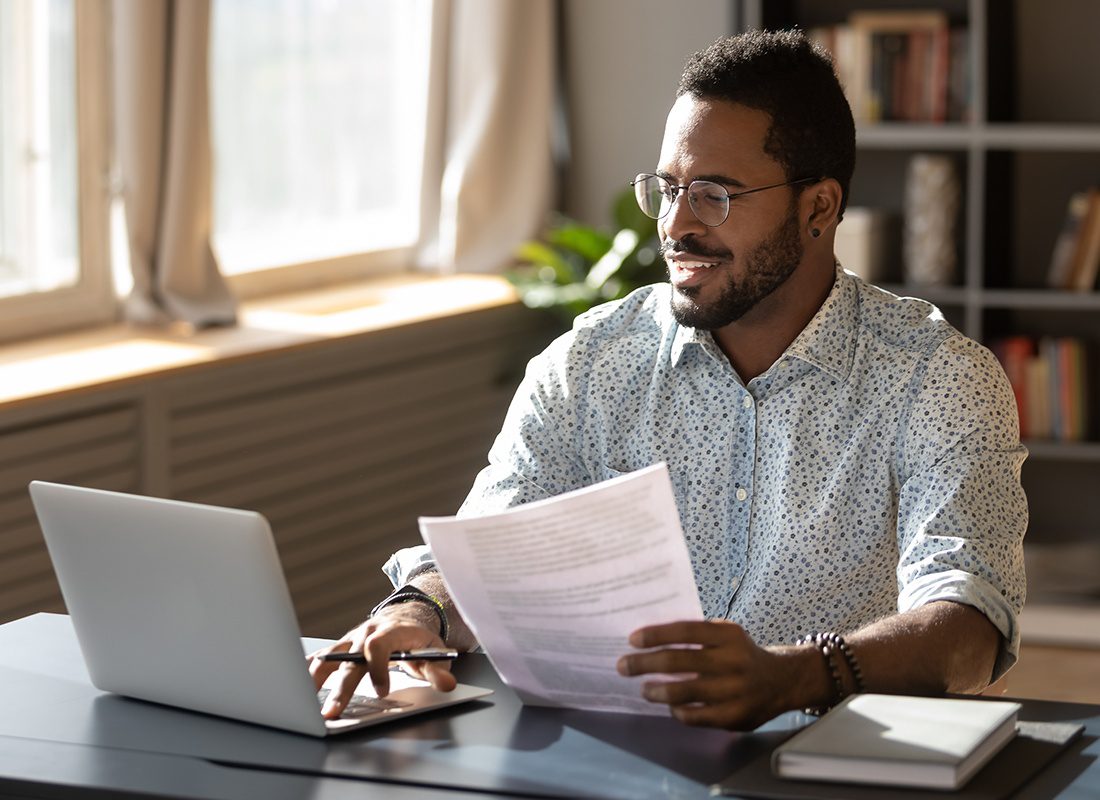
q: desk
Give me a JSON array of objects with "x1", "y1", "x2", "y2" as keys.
[{"x1": 1, "y1": 613, "x2": 1097, "y2": 800}]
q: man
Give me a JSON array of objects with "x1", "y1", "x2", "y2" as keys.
[{"x1": 310, "y1": 30, "x2": 1026, "y2": 730}]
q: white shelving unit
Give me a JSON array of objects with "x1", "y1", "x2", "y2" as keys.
[{"x1": 738, "y1": 0, "x2": 1100, "y2": 627}]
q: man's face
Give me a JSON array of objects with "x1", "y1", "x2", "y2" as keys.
[{"x1": 656, "y1": 95, "x2": 804, "y2": 330}]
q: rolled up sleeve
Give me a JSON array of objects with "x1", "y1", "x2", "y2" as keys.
[{"x1": 897, "y1": 335, "x2": 1028, "y2": 680}]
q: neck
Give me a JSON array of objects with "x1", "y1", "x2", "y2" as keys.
[{"x1": 711, "y1": 253, "x2": 836, "y2": 382}]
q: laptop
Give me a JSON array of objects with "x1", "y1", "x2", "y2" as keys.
[{"x1": 27, "y1": 481, "x2": 492, "y2": 737}]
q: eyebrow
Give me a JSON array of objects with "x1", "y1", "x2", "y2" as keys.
[{"x1": 654, "y1": 169, "x2": 748, "y2": 188}]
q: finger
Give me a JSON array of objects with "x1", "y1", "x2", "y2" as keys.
[
  {"x1": 628, "y1": 620, "x2": 745, "y2": 649},
  {"x1": 618, "y1": 646, "x2": 727, "y2": 678},
  {"x1": 307, "y1": 641, "x2": 352, "y2": 691},
  {"x1": 419, "y1": 661, "x2": 458, "y2": 692},
  {"x1": 315, "y1": 634, "x2": 368, "y2": 717},
  {"x1": 321, "y1": 661, "x2": 368, "y2": 719},
  {"x1": 639, "y1": 675, "x2": 744, "y2": 707},
  {"x1": 365, "y1": 636, "x2": 395, "y2": 698},
  {"x1": 670, "y1": 700, "x2": 753, "y2": 730}
]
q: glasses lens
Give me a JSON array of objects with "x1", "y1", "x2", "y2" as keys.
[
  {"x1": 687, "y1": 181, "x2": 729, "y2": 227},
  {"x1": 634, "y1": 174, "x2": 670, "y2": 220}
]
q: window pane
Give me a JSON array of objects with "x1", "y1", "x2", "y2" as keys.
[
  {"x1": 0, "y1": 0, "x2": 79, "y2": 298},
  {"x1": 211, "y1": 0, "x2": 432, "y2": 275}
]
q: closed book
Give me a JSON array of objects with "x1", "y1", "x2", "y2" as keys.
[
  {"x1": 847, "y1": 9, "x2": 947, "y2": 124},
  {"x1": 1047, "y1": 191, "x2": 1090, "y2": 289},
  {"x1": 1067, "y1": 187, "x2": 1100, "y2": 291},
  {"x1": 1026, "y1": 354, "x2": 1052, "y2": 439},
  {"x1": 1041, "y1": 337, "x2": 1063, "y2": 439},
  {"x1": 991, "y1": 335, "x2": 1034, "y2": 439},
  {"x1": 771, "y1": 694, "x2": 1020, "y2": 790}
]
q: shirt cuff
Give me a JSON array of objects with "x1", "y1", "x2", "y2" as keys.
[
  {"x1": 382, "y1": 544, "x2": 437, "y2": 588},
  {"x1": 897, "y1": 568, "x2": 1021, "y2": 682}
]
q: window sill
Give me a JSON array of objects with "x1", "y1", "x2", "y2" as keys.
[{"x1": 0, "y1": 273, "x2": 520, "y2": 412}]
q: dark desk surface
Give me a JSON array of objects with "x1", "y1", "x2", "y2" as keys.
[{"x1": 1, "y1": 613, "x2": 1098, "y2": 800}]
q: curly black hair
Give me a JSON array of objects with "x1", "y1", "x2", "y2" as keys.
[{"x1": 678, "y1": 29, "x2": 856, "y2": 218}]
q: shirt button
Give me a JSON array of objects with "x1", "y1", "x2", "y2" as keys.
[
  {"x1": 742, "y1": 395, "x2": 753, "y2": 409},
  {"x1": 736, "y1": 488, "x2": 748, "y2": 501}
]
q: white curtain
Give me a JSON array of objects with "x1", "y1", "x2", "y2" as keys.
[
  {"x1": 112, "y1": 0, "x2": 236, "y2": 327},
  {"x1": 418, "y1": 0, "x2": 558, "y2": 274},
  {"x1": 112, "y1": 0, "x2": 556, "y2": 320}
]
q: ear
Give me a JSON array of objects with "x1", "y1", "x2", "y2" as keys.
[{"x1": 802, "y1": 178, "x2": 843, "y2": 239}]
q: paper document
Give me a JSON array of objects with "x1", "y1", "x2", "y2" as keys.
[{"x1": 419, "y1": 463, "x2": 703, "y2": 715}]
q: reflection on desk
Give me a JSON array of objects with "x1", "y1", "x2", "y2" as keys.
[{"x1": 0, "y1": 613, "x2": 1097, "y2": 800}]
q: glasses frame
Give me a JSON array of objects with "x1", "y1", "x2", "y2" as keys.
[{"x1": 630, "y1": 173, "x2": 819, "y2": 227}]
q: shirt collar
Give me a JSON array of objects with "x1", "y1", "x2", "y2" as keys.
[
  {"x1": 782, "y1": 264, "x2": 858, "y2": 382},
  {"x1": 670, "y1": 264, "x2": 859, "y2": 382},
  {"x1": 671, "y1": 321, "x2": 713, "y2": 368}
]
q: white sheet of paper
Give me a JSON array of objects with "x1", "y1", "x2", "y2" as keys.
[{"x1": 419, "y1": 463, "x2": 703, "y2": 715}]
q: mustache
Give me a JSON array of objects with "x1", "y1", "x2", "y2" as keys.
[{"x1": 660, "y1": 238, "x2": 731, "y2": 261}]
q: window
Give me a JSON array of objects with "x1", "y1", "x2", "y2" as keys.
[
  {"x1": 0, "y1": 0, "x2": 112, "y2": 342},
  {"x1": 210, "y1": 0, "x2": 434, "y2": 295}
]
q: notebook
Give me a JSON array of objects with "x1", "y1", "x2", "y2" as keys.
[
  {"x1": 771, "y1": 694, "x2": 1020, "y2": 790},
  {"x1": 28, "y1": 481, "x2": 491, "y2": 737}
]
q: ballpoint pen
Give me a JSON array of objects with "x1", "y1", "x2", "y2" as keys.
[{"x1": 318, "y1": 648, "x2": 459, "y2": 663}]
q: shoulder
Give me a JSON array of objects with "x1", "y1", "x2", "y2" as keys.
[
  {"x1": 850, "y1": 274, "x2": 1009, "y2": 398},
  {"x1": 850, "y1": 275, "x2": 1004, "y2": 377},
  {"x1": 850, "y1": 274, "x2": 958, "y2": 356},
  {"x1": 540, "y1": 283, "x2": 674, "y2": 368},
  {"x1": 571, "y1": 283, "x2": 672, "y2": 342}
]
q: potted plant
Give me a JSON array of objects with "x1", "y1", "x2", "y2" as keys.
[{"x1": 508, "y1": 189, "x2": 663, "y2": 327}]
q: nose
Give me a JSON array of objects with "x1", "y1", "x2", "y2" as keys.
[{"x1": 660, "y1": 185, "x2": 707, "y2": 241}]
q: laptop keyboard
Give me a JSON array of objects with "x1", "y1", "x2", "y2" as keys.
[{"x1": 317, "y1": 688, "x2": 412, "y2": 718}]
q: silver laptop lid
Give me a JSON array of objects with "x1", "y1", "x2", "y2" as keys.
[{"x1": 29, "y1": 481, "x2": 329, "y2": 736}]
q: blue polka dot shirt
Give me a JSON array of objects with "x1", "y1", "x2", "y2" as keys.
[{"x1": 386, "y1": 267, "x2": 1028, "y2": 678}]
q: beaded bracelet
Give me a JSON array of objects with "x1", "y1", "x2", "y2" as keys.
[
  {"x1": 797, "y1": 633, "x2": 843, "y2": 715},
  {"x1": 797, "y1": 631, "x2": 865, "y2": 715},
  {"x1": 371, "y1": 584, "x2": 449, "y2": 643},
  {"x1": 819, "y1": 631, "x2": 866, "y2": 694}
]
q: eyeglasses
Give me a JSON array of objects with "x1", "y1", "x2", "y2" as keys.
[{"x1": 630, "y1": 173, "x2": 818, "y2": 227}]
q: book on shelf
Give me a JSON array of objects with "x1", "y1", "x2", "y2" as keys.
[
  {"x1": 809, "y1": 10, "x2": 964, "y2": 124},
  {"x1": 1047, "y1": 191, "x2": 1091, "y2": 289},
  {"x1": 1069, "y1": 188, "x2": 1100, "y2": 292},
  {"x1": 770, "y1": 694, "x2": 1020, "y2": 790},
  {"x1": 991, "y1": 335, "x2": 1089, "y2": 441},
  {"x1": 992, "y1": 336, "x2": 1035, "y2": 439}
]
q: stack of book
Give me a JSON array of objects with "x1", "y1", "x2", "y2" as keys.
[
  {"x1": 991, "y1": 336, "x2": 1090, "y2": 441},
  {"x1": 1046, "y1": 188, "x2": 1100, "y2": 291},
  {"x1": 808, "y1": 10, "x2": 970, "y2": 124}
]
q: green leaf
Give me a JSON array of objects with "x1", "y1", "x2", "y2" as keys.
[
  {"x1": 514, "y1": 241, "x2": 575, "y2": 285},
  {"x1": 612, "y1": 187, "x2": 658, "y2": 239},
  {"x1": 585, "y1": 228, "x2": 639, "y2": 289},
  {"x1": 548, "y1": 224, "x2": 613, "y2": 264}
]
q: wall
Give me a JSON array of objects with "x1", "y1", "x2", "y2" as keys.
[{"x1": 561, "y1": 0, "x2": 735, "y2": 228}]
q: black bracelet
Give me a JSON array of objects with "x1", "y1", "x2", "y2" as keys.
[
  {"x1": 798, "y1": 633, "x2": 844, "y2": 715},
  {"x1": 371, "y1": 584, "x2": 449, "y2": 643},
  {"x1": 819, "y1": 631, "x2": 865, "y2": 694}
]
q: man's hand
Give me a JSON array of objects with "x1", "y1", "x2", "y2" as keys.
[
  {"x1": 615, "y1": 603, "x2": 1004, "y2": 730},
  {"x1": 616, "y1": 619, "x2": 803, "y2": 730},
  {"x1": 307, "y1": 610, "x2": 457, "y2": 719}
]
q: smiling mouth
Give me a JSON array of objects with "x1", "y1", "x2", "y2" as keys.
[{"x1": 669, "y1": 259, "x2": 722, "y2": 287}]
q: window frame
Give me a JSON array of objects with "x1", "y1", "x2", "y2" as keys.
[
  {"x1": 224, "y1": 245, "x2": 417, "y2": 300},
  {"x1": 211, "y1": 0, "x2": 437, "y2": 301},
  {"x1": 0, "y1": 0, "x2": 114, "y2": 344}
]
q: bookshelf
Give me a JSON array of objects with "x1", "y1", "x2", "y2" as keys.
[{"x1": 736, "y1": 0, "x2": 1100, "y2": 616}]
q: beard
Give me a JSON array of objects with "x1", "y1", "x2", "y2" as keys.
[{"x1": 666, "y1": 203, "x2": 803, "y2": 330}]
